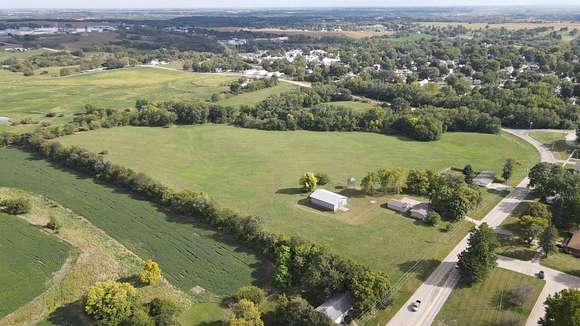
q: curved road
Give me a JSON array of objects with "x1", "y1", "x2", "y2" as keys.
[{"x1": 387, "y1": 128, "x2": 577, "y2": 326}]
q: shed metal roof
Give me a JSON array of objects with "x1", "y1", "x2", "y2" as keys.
[{"x1": 309, "y1": 189, "x2": 347, "y2": 206}]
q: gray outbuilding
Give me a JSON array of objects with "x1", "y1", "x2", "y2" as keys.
[
  {"x1": 309, "y1": 189, "x2": 348, "y2": 212},
  {"x1": 315, "y1": 293, "x2": 353, "y2": 324}
]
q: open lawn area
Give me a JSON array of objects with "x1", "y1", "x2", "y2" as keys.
[
  {"x1": 0, "y1": 67, "x2": 237, "y2": 122},
  {"x1": 541, "y1": 252, "x2": 580, "y2": 277},
  {"x1": 58, "y1": 125, "x2": 538, "y2": 285},
  {"x1": 217, "y1": 82, "x2": 297, "y2": 107},
  {"x1": 0, "y1": 148, "x2": 269, "y2": 297},
  {"x1": 323, "y1": 100, "x2": 380, "y2": 113},
  {"x1": 0, "y1": 212, "x2": 71, "y2": 319},
  {"x1": 529, "y1": 131, "x2": 575, "y2": 160},
  {"x1": 433, "y1": 268, "x2": 544, "y2": 326}
]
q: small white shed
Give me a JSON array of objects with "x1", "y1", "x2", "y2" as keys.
[
  {"x1": 316, "y1": 293, "x2": 352, "y2": 324},
  {"x1": 309, "y1": 189, "x2": 348, "y2": 212}
]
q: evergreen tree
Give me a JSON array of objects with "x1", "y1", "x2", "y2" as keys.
[{"x1": 457, "y1": 223, "x2": 499, "y2": 284}]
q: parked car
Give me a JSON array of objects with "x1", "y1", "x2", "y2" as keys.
[
  {"x1": 538, "y1": 271, "x2": 545, "y2": 279},
  {"x1": 411, "y1": 300, "x2": 422, "y2": 312}
]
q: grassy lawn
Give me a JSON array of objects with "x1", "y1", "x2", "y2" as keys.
[
  {"x1": 0, "y1": 187, "x2": 191, "y2": 325},
  {"x1": 0, "y1": 212, "x2": 71, "y2": 319},
  {"x1": 541, "y1": 252, "x2": 580, "y2": 277},
  {"x1": 0, "y1": 148, "x2": 269, "y2": 296},
  {"x1": 323, "y1": 100, "x2": 380, "y2": 112},
  {"x1": 0, "y1": 67, "x2": 237, "y2": 122},
  {"x1": 178, "y1": 302, "x2": 225, "y2": 326},
  {"x1": 0, "y1": 48, "x2": 48, "y2": 61},
  {"x1": 58, "y1": 125, "x2": 538, "y2": 294},
  {"x1": 434, "y1": 268, "x2": 545, "y2": 326},
  {"x1": 217, "y1": 82, "x2": 297, "y2": 107},
  {"x1": 530, "y1": 131, "x2": 575, "y2": 160},
  {"x1": 497, "y1": 202, "x2": 539, "y2": 261}
]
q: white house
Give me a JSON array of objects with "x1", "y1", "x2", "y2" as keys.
[
  {"x1": 473, "y1": 171, "x2": 496, "y2": 187},
  {"x1": 387, "y1": 197, "x2": 420, "y2": 213},
  {"x1": 315, "y1": 293, "x2": 352, "y2": 324},
  {"x1": 309, "y1": 189, "x2": 348, "y2": 212}
]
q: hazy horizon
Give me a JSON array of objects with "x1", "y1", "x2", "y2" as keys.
[{"x1": 2, "y1": 1, "x2": 580, "y2": 10}]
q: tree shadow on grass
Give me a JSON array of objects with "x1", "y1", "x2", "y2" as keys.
[
  {"x1": 275, "y1": 187, "x2": 303, "y2": 195},
  {"x1": 397, "y1": 259, "x2": 441, "y2": 282},
  {"x1": 44, "y1": 301, "x2": 86, "y2": 326}
]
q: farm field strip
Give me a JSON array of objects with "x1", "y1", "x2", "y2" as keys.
[
  {"x1": 0, "y1": 212, "x2": 72, "y2": 319},
  {"x1": 0, "y1": 67, "x2": 237, "y2": 121},
  {"x1": 0, "y1": 148, "x2": 268, "y2": 296}
]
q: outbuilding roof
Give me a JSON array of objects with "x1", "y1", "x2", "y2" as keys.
[
  {"x1": 568, "y1": 229, "x2": 580, "y2": 252},
  {"x1": 309, "y1": 189, "x2": 347, "y2": 206},
  {"x1": 473, "y1": 171, "x2": 496, "y2": 185},
  {"x1": 315, "y1": 293, "x2": 352, "y2": 324}
]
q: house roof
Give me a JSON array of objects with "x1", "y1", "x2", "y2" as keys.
[
  {"x1": 410, "y1": 202, "x2": 430, "y2": 216},
  {"x1": 474, "y1": 171, "x2": 496, "y2": 185},
  {"x1": 568, "y1": 230, "x2": 580, "y2": 251},
  {"x1": 315, "y1": 293, "x2": 352, "y2": 324},
  {"x1": 388, "y1": 197, "x2": 421, "y2": 209},
  {"x1": 309, "y1": 189, "x2": 347, "y2": 206}
]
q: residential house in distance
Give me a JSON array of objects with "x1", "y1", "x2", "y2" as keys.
[
  {"x1": 387, "y1": 197, "x2": 430, "y2": 221},
  {"x1": 309, "y1": 189, "x2": 348, "y2": 212},
  {"x1": 315, "y1": 293, "x2": 353, "y2": 324},
  {"x1": 565, "y1": 229, "x2": 580, "y2": 256},
  {"x1": 473, "y1": 171, "x2": 496, "y2": 187}
]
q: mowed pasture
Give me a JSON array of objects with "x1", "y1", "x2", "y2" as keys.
[
  {"x1": 0, "y1": 213, "x2": 72, "y2": 318},
  {"x1": 0, "y1": 148, "x2": 269, "y2": 296},
  {"x1": 58, "y1": 125, "x2": 539, "y2": 282},
  {"x1": 217, "y1": 82, "x2": 298, "y2": 107},
  {"x1": 0, "y1": 67, "x2": 237, "y2": 121},
  {"x1": 323, "y1": 100, "x2": 380, "y2": 113}
]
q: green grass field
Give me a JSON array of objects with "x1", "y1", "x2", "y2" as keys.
[
  {"x1": 529, "y1": 131, "x2": 575, "y2": 160},
  {"x1": 434, "y1": 268, "x2": 544, "y2": 326},
  {"x1": 58, "y1": 125, "x2": 538, "y2": 282},
  {"x1": 323, "y1": 100, "x2": 379, "y2": 112},
  {"x1": 0, "y1": 213, "x2": 71, "y2": 319},
  {"x1": 217, "y1": 82, "x2": 297, "y2": 107},
  {"x1": 0, "y1": 67, "x2": 237, "y2": 122},
  {"x1": 0, "y1": 148, "x2": 268, "y2": 296},
  {"x1": 0, "y1": 48, "x2": 48, "y2": 61}
]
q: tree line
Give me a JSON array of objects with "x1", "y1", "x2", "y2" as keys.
[{"x1": 3, "y1": 132, "x2": 392, "y2": 320}]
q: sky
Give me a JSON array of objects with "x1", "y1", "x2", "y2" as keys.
[{"x1": 2, "y1": 0, "x2": 580, "y2": 9}]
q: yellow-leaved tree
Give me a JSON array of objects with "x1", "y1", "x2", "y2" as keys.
[
  {"x1": 138, "y1": 259, "x2": 161, "y2": 285},
  {"x1": 84, "y1": 280, "x2": 139, "y2": 326}
]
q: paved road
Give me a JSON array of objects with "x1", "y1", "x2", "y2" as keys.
[
  {"x1": 387, "y1": 128, "x2": 575, "y2": 326},
  {"x1": 497, "y1": 255, "x2": 580, "y2": 325},
  {"x1": 387, "y1": 177, "x2": 531, "y2": 326},
  {"x1": 503, "y1": 129, "x2": 560, "y2": 163}
]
